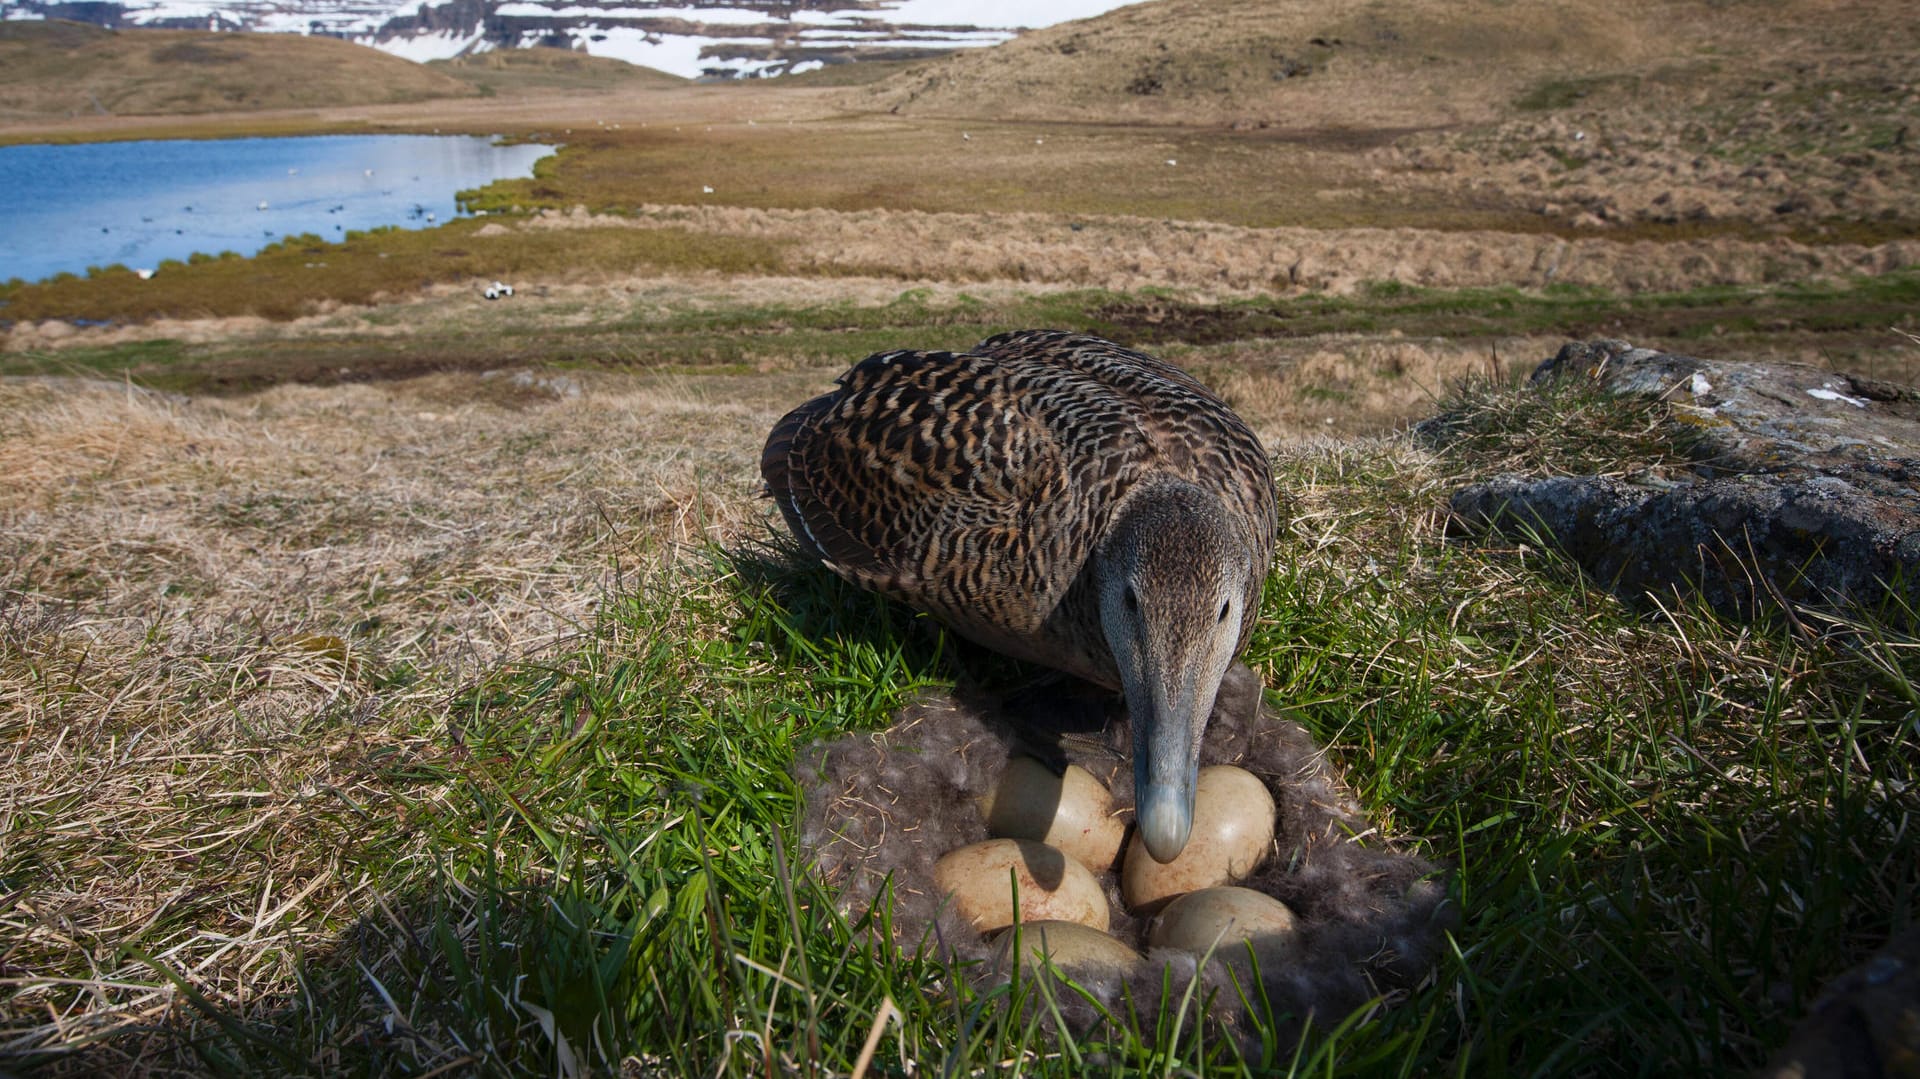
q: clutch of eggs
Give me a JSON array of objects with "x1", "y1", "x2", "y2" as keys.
[{"x1": 932, "y1": 758, "x2": 1294, "y2": 968}]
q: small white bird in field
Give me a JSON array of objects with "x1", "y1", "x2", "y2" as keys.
[
  {"x1": 703, "y1": 185, "x2": 715, "y2": 194},
  {"x1": 134, "y1": 268, "x2": 155, "y2": 280}
]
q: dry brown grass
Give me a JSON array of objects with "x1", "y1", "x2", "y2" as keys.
[
  {"x1": 514, "y1": 206, "x2": 1920, "y2": 297},
  {"x1": 834, "y1": 0, "x2": 1920, "y2": 241},
  {"x1": 1198, "y1": 336, "x2": 1562, "y2": 439},
  {"x1": 0, "y1": 368, "x2": 804, "y2": 1063},
  {"x1": 856, "y1": 0, "x2": 1660, "y2": 126},
  {"x1": 854, "y1": 0, "x2": 1912, "y2": 130}
]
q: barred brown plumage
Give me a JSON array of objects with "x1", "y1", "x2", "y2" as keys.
[{"x1": 762, "y1": 329, "x2": 1278, "y2": 862}]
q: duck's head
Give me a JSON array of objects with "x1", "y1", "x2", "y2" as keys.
[{"x1": 1095, "y1": 480, "x2": 1262, "y2": 863}]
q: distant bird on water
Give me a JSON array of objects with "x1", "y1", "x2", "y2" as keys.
[{"x1": 762, "y1": 330, "x2": 1278, "y2": 862}]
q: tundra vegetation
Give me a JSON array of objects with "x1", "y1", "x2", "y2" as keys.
[{"x1": 2, "y1": 0, "x2": 1917, "y2": 1074}]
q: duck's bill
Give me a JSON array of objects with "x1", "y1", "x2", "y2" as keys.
[{"x1": 1131, "y1": 684, "x2": 1205, "y2": 863}]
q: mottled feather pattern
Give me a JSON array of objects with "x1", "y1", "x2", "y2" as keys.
[{"x1": 762, "y1": 329, "x2": 1278, "y2": 686}]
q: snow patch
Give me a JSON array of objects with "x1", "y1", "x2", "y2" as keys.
[
  {"x1": 6, "y1": 0, "x2": 1149, "y2": 79},
  {"x1": 372, "y1": 27, "x2": 487, "y2": 60}
]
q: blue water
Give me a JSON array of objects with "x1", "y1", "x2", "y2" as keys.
[{"x1": 0, "y1": 134, "x2": 556, "y2": 284}]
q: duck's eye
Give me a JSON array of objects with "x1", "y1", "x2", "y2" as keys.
[
  {"x1": 1218, "y1": 601, "x2": 1232, "y2": 623},
  {"x1": 1124, "y1": 586, "x2": 1139, "y2": 612}
]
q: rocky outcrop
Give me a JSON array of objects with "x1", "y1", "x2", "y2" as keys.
[{"x1": 1446, "y1": 339, "x2": 1920, "y2": 622}]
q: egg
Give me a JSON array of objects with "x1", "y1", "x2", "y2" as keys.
[
  {"x1": 980, "y1": 757, "x2": 1128, "y2": 871},
  {"x1": 1149, "y1": 887, "x2": 1298, "y2": 955},
  {"x1": 933, "y1": 839, "x2": 1110, "y2": 933},
  {"x1": 1121, "y1": 765, "x2": 1276, "y2": 912},
  {"x1": 995, "y1": 920, "x2": 1143, "y2": 976}
]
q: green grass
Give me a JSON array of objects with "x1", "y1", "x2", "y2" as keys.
[
  {"x1": 0, "y1": 220, "x2": 788, "y2": 324},
  {"x1": 17, "y1": 381, "x2": 1909, "y2": 1075},
  {"x1": 1514, "y1": 75, "x2": 1635, "y2": 112},
  {"x1": 8, "y1": 272, "x2": 1919, "y2": 394}
]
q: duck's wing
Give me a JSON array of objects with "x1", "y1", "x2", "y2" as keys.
[
  {"x1": 975, "y1": 329, "x2": 1279, "y2": 560},
  {"x1": 762, "y1": 346, "x2": 1145, "y2": 641}
]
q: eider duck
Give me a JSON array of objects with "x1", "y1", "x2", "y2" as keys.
[{"x1": 762, "y1": 330, "x2": 1278, "y2": 862}]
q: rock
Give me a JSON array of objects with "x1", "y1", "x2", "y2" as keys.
[{"x1": 1445, "y1": 339, "x2": 1920, "y2": 622}]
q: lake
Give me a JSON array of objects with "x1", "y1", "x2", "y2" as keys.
[{"x1": 0, "y1": 134, "x2": 557, "y2": 285}]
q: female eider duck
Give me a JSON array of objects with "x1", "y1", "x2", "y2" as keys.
[{"x1": 762, "y1": 330, "x2": 1278, "y2": 862}]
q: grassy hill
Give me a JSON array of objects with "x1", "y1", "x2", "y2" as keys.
[
  {"x1": 0, "y1": 20, "x2": 479, "y2": 121},
  {"x1": 427, "y1": 46, "x2": 684, "y2": 95},
  {"x1": 852, "y1": 0, "x2": 1919, "y2": 128}
]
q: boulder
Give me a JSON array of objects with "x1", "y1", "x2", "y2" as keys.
[{"x1": 1446, "y1": 339, "x2": 1920, "y2": 622}]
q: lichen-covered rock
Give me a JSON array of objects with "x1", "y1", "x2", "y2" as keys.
[{"x1": 1449, "y1": 339, "x2": 1920, "y2": 622}]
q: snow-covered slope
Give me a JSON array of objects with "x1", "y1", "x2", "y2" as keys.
[{"x1": 0, "y1": 1, "x2": 1145, "y2": 78}]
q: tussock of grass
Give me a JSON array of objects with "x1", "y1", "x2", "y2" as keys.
[
  {"x1": 1412, "y1": 371, "x2": 1696, "y2": 478},
  {"x1": 5, "y1": 368, "x2": 1912, "y2": 1075}
]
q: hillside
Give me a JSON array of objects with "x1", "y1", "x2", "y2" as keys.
[
  {"x1": 849, "y1": 0, "x2": 1920, "y2": 232},
  {"x1": 853, "y1": 0, "x2": 1918, "y2": 129},
  {"x1": 426, "y1": 47, "x2": 684, "y2": 95},
  {"x1": 0, "y1": 20, "x2": 478, "y2": 121}
]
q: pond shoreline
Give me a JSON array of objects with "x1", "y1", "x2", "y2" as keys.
[{"x1": 1, "y1": 132, "x2": 555, "y2": 285}]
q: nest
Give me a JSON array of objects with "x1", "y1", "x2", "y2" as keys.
[{"x1": 795, "y1": 664, "x2": 1454, "y2": 1049}]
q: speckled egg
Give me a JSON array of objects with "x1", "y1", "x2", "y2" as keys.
[
  {"x1": 1149, "y1": 886, "x2": 1298, "y2": 955},
  {"x1": 980, "y1": 757, "x2": 1128, "y2": 872},
  {"x1": 933, "y1": 838, "x2": 1110, "y2": 933},
  {"x1": 996, "y1": 920, "x2": 1143, "y2": 976},
  {"x1": 1121, "y1": 765, "x2": 1276, "y2": 911}
]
